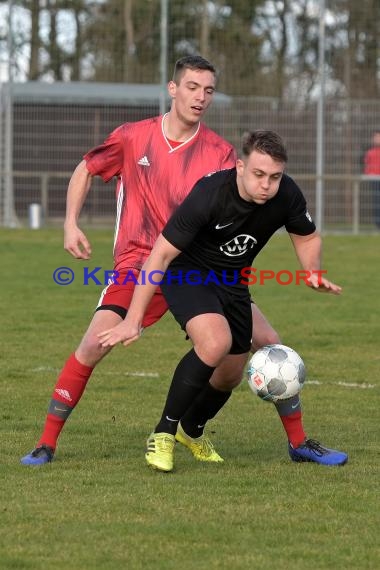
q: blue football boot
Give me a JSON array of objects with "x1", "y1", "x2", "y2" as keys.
[
  {"x1": 289, "y1": 439, "x2": 348, "y2": 466},
  {"x1": 21, "y1": 444, "x2": 54, "y2": 466}
]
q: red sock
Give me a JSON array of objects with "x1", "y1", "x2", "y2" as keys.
[
  {"x1": 38, "y1": 353, "x2": 94, "y2": 449},
  {"x1": 279, "y1": 410, "x2": 306, "y2": 448}
]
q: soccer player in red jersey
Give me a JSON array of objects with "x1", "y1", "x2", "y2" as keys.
[{"x1": 21, "y1": 55, "x2": 237, "y2": 465}]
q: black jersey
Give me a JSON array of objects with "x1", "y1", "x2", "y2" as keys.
[{"x1": 162, "y1": 168, "x2": 316, "y2": 292}]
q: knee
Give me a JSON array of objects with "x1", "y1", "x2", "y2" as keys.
[
  {"x1": 251, "y1": 329, "x2": 281, "y2": 352},
  {"x1": 264, "y1": 329, "x2": 281, "y2": 346},
  {"x1": 76, "y1": 333, "x2": 112, "y2": 366},
  {"x1": 194, "y1": 334, "x2": 232, "y2": 367}
]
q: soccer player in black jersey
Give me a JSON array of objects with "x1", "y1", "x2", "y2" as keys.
[{"x1": 99, "y1": 130, "x2": 348, "y2": 471}]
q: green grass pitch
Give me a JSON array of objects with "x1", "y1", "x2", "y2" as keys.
[{"x1": 0, "y1": 228, "x2": 379, "y2": 570}]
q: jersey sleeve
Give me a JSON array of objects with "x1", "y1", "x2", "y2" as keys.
[
  {"x1": 222, "y1": 146, "x2": 237, "y2": 169},
  {"x1": 83, "y1": 125, "x2": 126, "y2": 182},
  {"x1": 162, "y1": 181, "x2": 214, "y2": 251},
  {"x1": 284, "y1": 177, "x2": 316, "y2": 235}
]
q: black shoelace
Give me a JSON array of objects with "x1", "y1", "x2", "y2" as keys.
[
  {"x1": 303, "y1": 439, "x2": 327, "y2": 456},
  {"x1": 32, "y1": 445, "x2": 53, "y2": 460}
]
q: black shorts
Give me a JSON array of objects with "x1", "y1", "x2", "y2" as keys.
[{"x1": 160, "y1": 280, "x2": 252, "y2": 355}]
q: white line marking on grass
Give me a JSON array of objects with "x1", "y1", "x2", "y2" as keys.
[
  {"x1": 122, "y1": 371, "x2": 159, "y2": 378},
  {"x1": 308, "y1": 380, "x2": 376, "y2": 389},
  {"x1": 32, "y1": 367, "x2": 374, "y2": 386},
  {"x1": 31, "y1": 366, "x2": 60, "y2": 372},
  {"x1": 98, "y1": 371, "x2": 160, "y2": 378},
  {"x1": 30, "y1": 367, "x2": 159, "y2": 378},
  {"x1": 337, "y1": 381, "x2": 376, "y2": 389}
]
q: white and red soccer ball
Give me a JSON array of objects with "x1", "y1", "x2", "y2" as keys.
[{"x1": 248, "y1": 344, "x2": 306, "y2": 402}]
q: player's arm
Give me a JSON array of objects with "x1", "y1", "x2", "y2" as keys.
[
  {"x1": 98, "y1": 234, "x2": 181, "y2": 347},
  {"x1": 64, "y1": 160, "x2": 93, "y2": 259},
  {"x1": 289, "y1": 231, "x2": 342, "y2": 295}
]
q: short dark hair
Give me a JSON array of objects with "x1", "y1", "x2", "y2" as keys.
[
  {"x1": 172, "y1": 55, "x2": 216, "y2": 84},
  {"x1": 241, "y1": 130, "x2": 288, "y2": 163}
]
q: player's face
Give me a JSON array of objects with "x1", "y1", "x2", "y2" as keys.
[
  {"x1": 236, "y1": 151, "x2": 285, "y2": 204},
  {"x1": 168, "y1": 69, "x2": 216, "y2": 125}
]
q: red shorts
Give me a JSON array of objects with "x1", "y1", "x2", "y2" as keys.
[{"x1": 96, "y1": 269, "x2": 168, "y2": 328}]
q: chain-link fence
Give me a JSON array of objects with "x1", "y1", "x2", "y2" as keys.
[
  {"x1": 0, "y1": 82, "x2": 379, "y2": 232},
  {"x1": 0, "y1": 0, "x2": 379, "y2": 232}
]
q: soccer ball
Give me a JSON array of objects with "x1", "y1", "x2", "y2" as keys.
[{"x1": 247, "y1": 344, "x2": 306, "y2": 402}]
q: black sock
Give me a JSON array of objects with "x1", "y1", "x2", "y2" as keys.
[
  {"x1": 155, "y1": 349, "x2": 216, "y2": 435},
  {"x1": 180, "y1": 383, "x2": 232, "y2": 438}
]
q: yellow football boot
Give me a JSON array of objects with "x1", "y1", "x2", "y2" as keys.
[
  {"x1": 145, "y1": 432, "x2": 175, "y2": 472},
  {"x1": 175, "y1": 422, "x2": 224, "y2": 462}
]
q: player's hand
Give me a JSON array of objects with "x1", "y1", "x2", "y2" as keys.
[
  {"x1": 98, "y1": 321, "x2": 143, "y2": 348},
  {"x1": 64, "y1": 224, "x2": 92, "y2": 259},
  {"x1": 306, "y1": 273, "x2": 342, "y2": 295}
]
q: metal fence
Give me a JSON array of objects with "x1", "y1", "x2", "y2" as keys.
[{"x1": 1, "y1": 83, "x2": 380, "y2": 233}]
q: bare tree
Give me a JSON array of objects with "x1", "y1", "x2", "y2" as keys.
[
  {"x1": 199, "y1": 0, "x2": 210, "y2": 59},
  {"x1": 28, "y1": 0, "x2": 40, "y2": 79},
  {"x1": 345, "y1": 0, "x2": 379, "y2": 98},
  {"x1": 44, "y1": 0, "x2": 64, "y2": 80},
  {"x1": 3, "y1": 0, "x2": 379, "y2": 99},
  {"x1": 70, "y1": 0, "x2": 88, "y2": 80},
  {"x1": 124, "y1": 0, "x2": 136, "y2": 82}
]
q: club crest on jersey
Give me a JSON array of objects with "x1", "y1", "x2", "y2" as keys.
[{"x1": 220, "y1": 234, "x2": 257, "y2": 257}]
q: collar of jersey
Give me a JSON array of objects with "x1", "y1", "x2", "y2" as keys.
[{"x1": 161, "y1": 113, "x2": 200, "y2": 152}]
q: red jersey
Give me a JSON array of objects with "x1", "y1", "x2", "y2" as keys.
[
  {"x1": 84, "y1": 115, "x2": 236, "y2": 271},
  {"x1": 364, "y1": 147, "x2": 380, "y2": 175}
]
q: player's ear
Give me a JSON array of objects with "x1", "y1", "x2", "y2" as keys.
[
  {"x1": 236, "y1": 158, "x2": 245, "y2": 176},
  {"x1": 168, "y1": 81, "x2": 177, "y2": 98}
]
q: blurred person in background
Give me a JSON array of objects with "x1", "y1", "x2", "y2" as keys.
[{"x1": 363, "y1": 130, "x2": 380, "y2": 229}]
